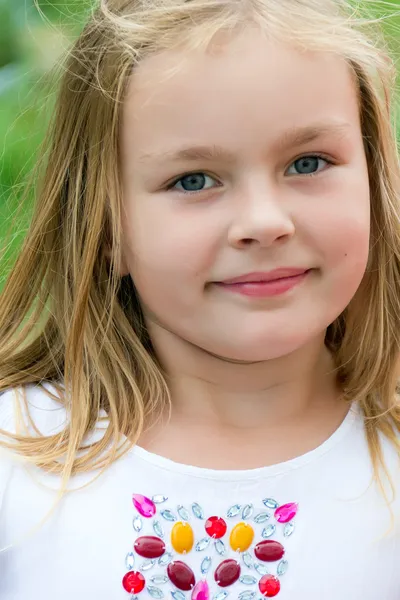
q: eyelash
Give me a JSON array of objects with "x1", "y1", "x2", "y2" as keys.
[{"x1": 166, "y1": 154, "x2": 334, "y2": 193}]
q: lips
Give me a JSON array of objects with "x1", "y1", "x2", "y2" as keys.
[{"x1": 220, "y1": 268, "x2": 309, "y2": 285}]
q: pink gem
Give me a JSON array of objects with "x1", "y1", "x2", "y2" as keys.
[
  {"x1": 191, "y1": 581, "x2": 210, "y2": 600},
  {"x1": 274, "y1": 502, "x2": 298, "y2": 523},
  {"x1": 132, "y1": 494, "x2": 156, "y2": 518}
]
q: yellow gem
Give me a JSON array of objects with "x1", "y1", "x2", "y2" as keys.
[
  {"x1": 230, "y1": 522, "x2": 255, "y2": 552},
  {"x1": 171, "y1": 521, "x2": 194, "y2": 554}
]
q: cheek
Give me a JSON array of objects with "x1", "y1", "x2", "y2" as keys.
[{"x1": 121, "y1": 200, "x2": 220, "y2": 299}]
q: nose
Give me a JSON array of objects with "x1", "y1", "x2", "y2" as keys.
[{"x1": 227, "y1": 176, "x2": 295, "y2": 249}]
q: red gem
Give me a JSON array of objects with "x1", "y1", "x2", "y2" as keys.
[
  {"x1": 259, "y1": 575, "x2": 281, "y2": 597},
  {"x1": 134, "y1": 536, "x2": 166, "y2": 559},
  {"x1": 122, "y1": 571, "x2": 145, "y2": 594},
  {"x1": 214, "y1": 559, "x2": 241, "y2": 587},
  {"x1": 167, "y1": 560, "x2": 196, "y2": 591},
  {"x1": 254, "y1": 540, "x2": 285, "y2": 562},
  {"x1": 205, "y1": 516, "x2": 227, "y2": 539}
]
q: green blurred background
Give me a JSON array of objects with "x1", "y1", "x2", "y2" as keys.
[{"x1": 0, "y1": 0, "x2": 400, "y2": 285}]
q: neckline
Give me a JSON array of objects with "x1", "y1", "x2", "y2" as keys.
[{"x1": 130, "y1": 403, "x2": 361, "y2": 481}]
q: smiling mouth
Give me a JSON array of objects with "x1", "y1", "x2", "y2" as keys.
[{"x1": 214, "y1": 269, "x2": 312, "y2": 298}]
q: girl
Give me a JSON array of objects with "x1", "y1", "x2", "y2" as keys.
[{"x1": 0, "y1": 0, "x2": 400, "y2": 598}]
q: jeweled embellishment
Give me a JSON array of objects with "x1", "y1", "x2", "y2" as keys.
[
  {"x1": 135, "y1": 536, "x2": 166, "y2": 559},
  {"x1": 159, "y1": 552, "x2": 174, "y2": 566},
  {"x1": 238, "y1": 592, "x2": 256, "y2": 600},
  {"x1": 196, "y1": 537, "x2": 211, "y2": 552},
  {"x1": 277, "y1": 560, "x2": 288, "y2": 576},
  {"x1": 153, "y1": 520, "x2": 165, "y2": 538},
  {"x1": 240, "y1": 575, "x2": 257, "y2": 585},
  {"x1": 133, "y1": 494, "x2": 157, "y2": 518},
  {"x1": 161, "y1": 510, "x2": 177, "y2": 522},
  {"x1": 171, "y1": 522, "x2": 195, "y2": 554},
  {"x1": 171, "y1": 592, "x2": 185, "y2": 600},
  {"x1": 242, "y1": 504, "x2": 253, "y2": 520},
  {"x1": 141, "y1": 560, "x2": 156, "y2": 571},
  {"x1": 153, "y1": 495, "x2": 168, "y2": 504},
  {"x1": 151, "y1": 576, "x2": 169, "y2": 585},
  {"x1": 178, "y1": 506, "x2": 190, "y2": 521},
  {"x1": 261, "y1": 525, "x2": 276, "y2": 539},
  {"x1": 205, "y1": 516, "x2": 227, "y2": 539},
  {"x1": 258, "y1": 575, "x2": 281, "y2": 598},
  {"x1": 201, "y1": 556, "x2": 212, "y2": 575},
  {"x1": 253, "y1": 513, "x2": 270, "y2": 524},
  {"x1": 262, "y1": 499, "x2": 278, "y2": 510},
  {"x1": 254, "y1": 563, "x2": 269, "y2": 576},
  {"x1": 274, "y1": 503, "x2": 298, "y2": 524},
  {"x1": 126, "y1": 552, "x2": 135, "y2": 570},
  {"x1": 191, "y1": 580, "x2": 210, "y2": 600},
  {"x1": 167, "y1": 561, "x2": 196, "y2": 591},
  {"x1": 192, "y1": 503, "x2": 205, "y2": 519},
  {"x1": 254, "y1": 541, "x2": 285, "y2": 563},
  {"x1": 148, "y1": 587, "x2": 165, "y2": 599},
  {"x1": 230, "y1": 523, "x2": 254, "y2": 553},
  {"x1": 122, "y1": 572, "x2": 146, "y2": 594},
  {"x1": 215, "y1": 540, "x2": 226, "y2": 556},
  {"x1": 227, "y1": 504, "x2": 241, "y2": 518},
  {"x1": 214, "y1": 559, "x2": 241, "y2": 587},
  {"x1": 283, "y1": 522, "x2": 295, "y2": 538},
  {"x1": 133, "y1": 516, "x2": 143, "y2": 532},
  {"x1": 214, "y1": 592, "x2": 228, "y2": 600},
  {"x1": 242, "y1": 552, "x2": 253, "y2": 569}
]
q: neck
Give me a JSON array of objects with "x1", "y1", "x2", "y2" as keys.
[{"x1": 138, "y1": 324, "x2": 348, "y2": 469}]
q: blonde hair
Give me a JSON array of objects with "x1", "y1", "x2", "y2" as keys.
[{"x1": 0, "y1": 0, "x2": 400, "y2": 496}]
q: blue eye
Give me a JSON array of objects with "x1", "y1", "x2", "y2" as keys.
[
  {"x1": 170, "y1": 173, "x2": 217, "y2": 192},
  {"x1": 286, "y1": 155, "x2": 330, "y2": 176}
]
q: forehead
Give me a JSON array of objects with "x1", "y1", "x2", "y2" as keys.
[{"x1": 121, "y1": 28, "x2": 360, "y2": 157}]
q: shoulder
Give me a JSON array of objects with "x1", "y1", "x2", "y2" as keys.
[
  {"x1": 0, "y1": 381, "x2": 68, "y2": 438},
  {"x1": 0, "y1": 383, "x2": 68, "y2": 507}
]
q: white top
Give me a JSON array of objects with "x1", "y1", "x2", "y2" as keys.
[{"x1": 0, "y1": 383, "x2": 400, "y2": 600}]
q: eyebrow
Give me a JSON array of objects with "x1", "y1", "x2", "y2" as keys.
[{"x1": 138, "y1": 121, "x2": 352, "y2": 164}]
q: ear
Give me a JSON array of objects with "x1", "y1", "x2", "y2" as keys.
[{"x1": 104, "y1": 244, "x2": 130, "y2": 277}]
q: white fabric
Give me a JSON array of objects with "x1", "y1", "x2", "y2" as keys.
[{"x1": 0, "y1": 384, "x2": 399, "y2": 599}]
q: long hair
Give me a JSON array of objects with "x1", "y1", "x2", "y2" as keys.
[{"x1": 0, "y1": 0, "x2": 399, "y2": 496}]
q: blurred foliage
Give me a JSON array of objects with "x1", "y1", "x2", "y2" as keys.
[{"x1": 0, "y1": 1, "x2": 400, "y2": 283}]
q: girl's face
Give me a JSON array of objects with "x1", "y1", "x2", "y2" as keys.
[{"x1": 120, "y1": 29, "x2": 370, "y2": 362}]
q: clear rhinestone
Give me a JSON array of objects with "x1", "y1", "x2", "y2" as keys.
[
  {"x1": 215, "y1": 539, "x2": 226, "y2": 556},
  {"x1": 192, "y1": 503, "x2": 205, "y2": 520},
  {"x1": 254, "y1": 512, "x2": 270, "y2": 524},
  {"x1": 130, "y1": 596, "x2": 138, "y2": 600},
  {"x1": 242, "y1": 552, "x2": 253, "y2": 569},
  {"x1": 125, "y1": 552, "x2": 135, "y2": 570},
  {"x1": 141, "y1": 559, "x2": 156, "y2": 571},
  {"x1": 240, "y1": 576, "x2": 257, "y2": 585},
  {"x1": 133, "y1": 516, "x2": 143, "y2": 532},
  {"x1": 161, "y1": 510, "x2": 177, "y2": 522},
  {"x1": 262, "y1": 498, "x2": 279, "y2": 509},
  {"x1": 201, "y1": 556, "x2": 212, "y2": 574},
  {"x1": 227, "y1": 504, "x2": 241, "y2": 518},
  {"x1": 153, "y1": 495, "x2": 168, "y2": 504},
  {"x1": 159, "y1": 552, "x2": 174, "y2": 566},
  {"x1": 151, "y1": 576, "x2": 169, "y2": 585},
  {"x1": 177, "y1": 505, "x2": 190, "y2": 521},
  {"x1": 242, "y1": 504, "x2": 253, "y2": 520},
  {"x1": 195, "y1": 537, "x2": 210, "y2": 552},
  {"x1": 254, "y1": 563, "x2": 269, "y2": 575},
  {"x1": 283, "y1": 522, "x2": 295, "y2": 537},
  {"x1": 148, "y1": 586, "x2": 164, "y2": 599},
  {"x1": 214, "y1": 593, "x2": 229, "y2": 600},
  {"x1": 238, "y1": 592, "x2": 256, "y2": 600},
  {"x1": 153, "y1": 520, "x2": 164, "y2": 538},
  {"x1": 262, "y1": 524, "x2": 276, "y2": 539},
  {"x1": 171, "y1": 593, "x2": 186, "y2": 600},
  {"x1": 277, "y1": 560, "x2": 288, "y2": 576}
]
